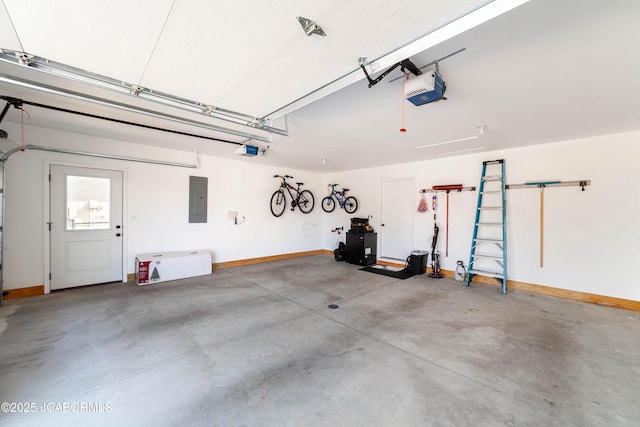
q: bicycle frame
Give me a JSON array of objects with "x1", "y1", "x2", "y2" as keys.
[
  {"x1": 321, "y1": 183, "x2": 357, "y2": 214},
  {"x1": 272, "y1": 175, "x2": 314, "y2": 215},
  {"x1": 328, "y1": 187, "x2": 348, "y2": 208},
  {"x1": 279, "y1": 178, "x2": 303, "y2": 205}
]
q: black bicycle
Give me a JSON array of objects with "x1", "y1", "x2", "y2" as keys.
[
  {"x1": 270, "y1": 175, "x2": 315, "y2": 217},
  {"x1": 321, "y1": 184, "x2": 358, "y2": 213}
]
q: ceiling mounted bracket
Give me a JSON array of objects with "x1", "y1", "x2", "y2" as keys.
[
  {"x1": 360, "y1": 58, "x2": 421, "y2": 88},
  {"x1": 388, "y1": 48, "x2": 465, "y2": 84},
  {"x1": 14, "y1": 51, "x2": 34, "y2": 65},
  {"x1": 297, "y1": 16, "x2": 326, "y2": 37},
  {"x1": 0, "y1": 97, "x2": 23, "y2": 124}
]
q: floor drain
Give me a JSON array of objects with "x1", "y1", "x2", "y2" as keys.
[{"x1": 328, "y1": 304, "x2": 339, "y2": 309}]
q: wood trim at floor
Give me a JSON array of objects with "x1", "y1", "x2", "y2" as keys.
[
  {"x1": 450, "y1": 269, "x2": 640, "y2": 312},
  {"x1": 37, "y1": 251, "x2": 640, "y2": 312},
  {"x1": 363, "y1": 259, "x2": 639, "y2": 312},
  {"x1": 213, "y1": 250, "x2": 330, "y2": 269},
  {"x1": 2, "y1": 285, "x2": 45, "y2": 300}
]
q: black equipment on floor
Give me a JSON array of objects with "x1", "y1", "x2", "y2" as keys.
[
  {"x1": 346, "y1": 232, "x2": 377, "y2": 266},
  {"x1": 334, "y1": 241, "x2": 346, "y2": 261},
  {"x1": 409, "y1": 251, "x2": 428, "y2": 275},
  {"x1": 430, "y1": 224, "x2": 443, "y2": 278},
  {"x1": 360, "y1": 265, "x2": 415, "y2": 280}
]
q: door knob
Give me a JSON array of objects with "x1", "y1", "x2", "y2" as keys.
[{"x1": 116, "y1": 233, "x2": 121, "y2": 237}]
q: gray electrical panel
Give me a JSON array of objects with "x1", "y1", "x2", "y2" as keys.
[{"x1": 189, "y1": 176, "x2": 208, "y2": 223}]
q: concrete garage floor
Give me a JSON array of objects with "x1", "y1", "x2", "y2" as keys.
[{"x1": 0, "y1": 255, "x2": 638, "y2": 426}]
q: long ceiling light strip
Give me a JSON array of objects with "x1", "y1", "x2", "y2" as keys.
[
  {"x1": 416, "y1": 135, "x2": 478, "y2": 149},
  {"x1": 0, "y1": 50, "x2": 288, "y2": 137},
  {"x1": 0, "y1": 74, "x2": 272, "y2": 143},
  {"x1": 417, "y1": 125, "x2": 486, "y2": 149}
]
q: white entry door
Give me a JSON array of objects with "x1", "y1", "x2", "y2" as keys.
[
  {"x1": 50, "y1": 165, "x2": 123, "y2": 290},
  {"x1": 381, "y1": 178, "x2": 415, "y2": 260}
]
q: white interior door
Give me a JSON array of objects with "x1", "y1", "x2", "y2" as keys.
[
  {"x1": 50, "y1": 165, "x2": 123, "y2": 290},
  {"x1": 381, "y1": 178, "x2": 415, "y2": 260}
]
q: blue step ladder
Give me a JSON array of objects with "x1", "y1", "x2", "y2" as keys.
[{"x1": 466, "y1": 159, "x2": 507, "y2": 294}]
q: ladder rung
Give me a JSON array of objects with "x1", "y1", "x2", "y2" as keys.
[
  {"x1": 473, "y1": 253, "x2": 504, "y2": 260},
  {"x1": 470, "y1": 269, "x2": 504, "y2": 279},
  {"x1": 474, "y1": 238, "x2": 503, "y2": 243},
  {"x1": 476, "y1": 222, "x2": 502, "y2": 226},
  {"x1": 478, "y1": 206, "x2": 503, "y2": 210},
  {"x1": 480, "y1": 191, "x2": 502, "y2": 194},
  {"x1": 482, "y1": 176, "x2": 503, "y2": 181}
]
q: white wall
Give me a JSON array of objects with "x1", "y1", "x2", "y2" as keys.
[
  {"x1": 322, "y1": 130, "x2": 640, "y2": 302},
  {"x1": 1, "y1": 126, "x2": 324, "y2": 292},
  {"x1": 2, "y1": 125, "x2": 639, "y2": 302}
]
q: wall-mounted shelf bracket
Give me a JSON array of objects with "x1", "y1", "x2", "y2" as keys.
[
  {"x1": 420, "y1": 185, "x2": 476, "y2": 194},
  {"x1": 506, "y1": 180, "x2": 590, "y2": 191}
]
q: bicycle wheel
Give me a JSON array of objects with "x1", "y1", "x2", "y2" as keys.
[
  {"x1": 297, "y1": 190, "x2": 315, "y2": 213},
  {"x1": 270, "y1": 190, "x2": 286, "y2": 217},
  {"x1": 321, "y1": 196, "x2": 336, "y2": 213},
  {"x1": 344, "y1": 196, "x2": 359, "y2": 214}
]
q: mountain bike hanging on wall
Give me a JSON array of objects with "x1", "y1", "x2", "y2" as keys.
[
  {"x1": 321, "y1": 184, "x2": 358, "y2": 213},
  {"x1": 270, "y1": 175, "x2": 315, "y2": 217}
]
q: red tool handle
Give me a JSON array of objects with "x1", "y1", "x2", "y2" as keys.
[{"x1": 432, "y1": 184, "x2": 463, "y2": 191}]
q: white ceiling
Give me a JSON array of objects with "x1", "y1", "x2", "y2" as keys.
[{"x1": 1, "y1": 0, "x2": 639, "y2": 172}]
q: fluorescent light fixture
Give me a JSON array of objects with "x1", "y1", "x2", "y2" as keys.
[
  {"x1": 437, "y1": 146, "x2": 487, "y2": 156},
  {"x1": 416, "y1": 135, "x2": 478, "y2": 149}
]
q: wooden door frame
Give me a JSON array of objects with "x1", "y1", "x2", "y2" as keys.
[{"x1": 43, "y1": 160, "x2": 128, "y2": 294}]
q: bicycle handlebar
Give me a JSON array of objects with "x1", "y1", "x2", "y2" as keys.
[{"x1": 274, "y1": 174, "x2": 294, "y2": 179}]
